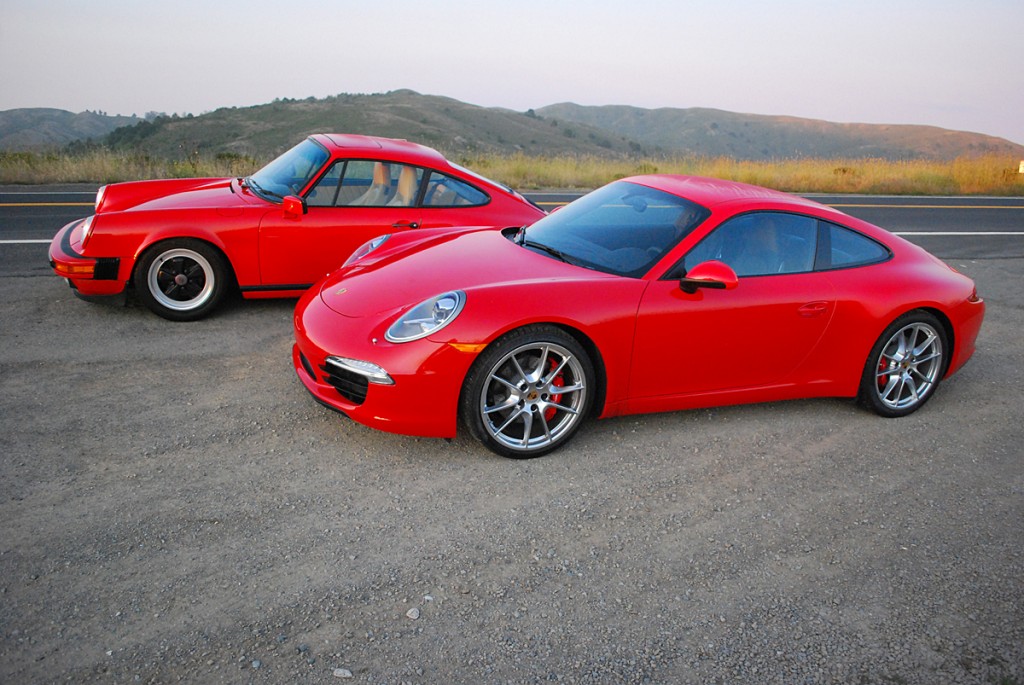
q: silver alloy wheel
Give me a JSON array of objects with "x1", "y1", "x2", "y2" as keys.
[
  {"x1": 478, "y1": 340, "x2": 588, "y2": 453},
  {"x1": 871, "y1": 321, "x2": 944, "y2": 411},
  {"x1": 147, "y1": 247, "x2": 216, "y2": 313}
]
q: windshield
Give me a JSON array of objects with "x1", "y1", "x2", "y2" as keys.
[
  {"x1": 521, "y1": 181, "x2": 710, "y2": 277},
  {"x1": 247, "y1": 138, "x2": 330, "y2": 201}
]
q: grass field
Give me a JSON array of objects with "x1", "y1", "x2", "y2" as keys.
[{"x1": 2, "y1": 149, "x2": 1023, "y2": 195}]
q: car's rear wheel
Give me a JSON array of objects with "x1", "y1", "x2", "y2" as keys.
[
  {"x1": 134, "y1": 239, "x2": 229, "y2": 321},
  {"x1": 462, "y1": 325, "x2": 594, "y2": 459},
  {"x1": 859, "y1": 310, "x2": 947, "y2": 417}
]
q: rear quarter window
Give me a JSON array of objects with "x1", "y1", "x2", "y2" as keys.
[
  {"x1": 823, "y1": 222, "x2": 891, "y2": 269},
  {"x1": 423, "y1": 172, "x2": 489, "y2": 207}
]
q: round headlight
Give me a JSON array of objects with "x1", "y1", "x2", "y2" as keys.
[{"x1": 385, "y1": 291, "x2": 465, "y2": 343}]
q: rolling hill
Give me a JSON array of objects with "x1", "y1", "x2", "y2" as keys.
[
  {"x1": 4, "y1": 91, "x2": 1022, "y2": 161},
  {"x1": 536, "y1": 103, "x2": 1024, "y2": 161},
  {"x1": 100, "y1": 91, "x2": 642, "y2": 159},
  {"x1": 0, "y1": 108, "x2": 139, "y2": 151}
]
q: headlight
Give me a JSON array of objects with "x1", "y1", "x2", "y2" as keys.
[
  {"x1": 344, "y1": 234, "x2": 390, "y2": 266},
  {"x1": 385, "y1": 290, "x2": 465, "y2": 343},
  {"x1": 94, "y1": 185, "x2": 107, "y2": 212},
  {"x1": 79, "y1": 216, "x2": 95, "y2": 248}
]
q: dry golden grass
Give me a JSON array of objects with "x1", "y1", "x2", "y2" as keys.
[
  {"x1": 3, "y1": 149, "x2": 1023, "y2": 195},
  {"x1": 470, "y1": 153, "x2": 1024, "y2": 195},
  {"x1": 0, "y1": 150, "x2": 260, "y2": 184}
]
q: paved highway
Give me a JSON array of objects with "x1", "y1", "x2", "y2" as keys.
[
  {"x1": 2, "y1": 185, "x2": 1022, "y2": 265},
  {"x1": 528, "y1": 192, "x2": 1024, "y2": 260}
]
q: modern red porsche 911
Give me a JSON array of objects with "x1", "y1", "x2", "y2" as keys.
[
  {"x1": 293, "y1": 175, "x2": 985, "y2": 458},
  {"x1": 48, "y1": 134, "x2": 544, "y2": 320}
]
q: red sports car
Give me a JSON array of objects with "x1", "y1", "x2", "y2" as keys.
[
  {"x1": 48, "y1": 134, "x2": 545, "y2": 320},
  {"x1": 293, "y1": 175, "x2": 985, "y2": 458}
]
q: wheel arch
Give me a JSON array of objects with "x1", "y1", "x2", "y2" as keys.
[
  {"x1": 458, "y1": 320, "x2": 610, "y2": 422},
  {"x1": 919, "y1": 306, "x2": 955, "y2": 378},
  {"x1": 549, "y1": 322, "x2": 609, "y2": 419},
  {"x1": 130, "y1": 236, "x2": 239, "y2": 291},
  {"x1": 879, "y1": 305, "x2": 955, "y2": 376}
]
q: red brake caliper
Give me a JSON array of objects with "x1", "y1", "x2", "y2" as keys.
[
  {"x1": 877, "y1": 357, "x2": 890, "y2": 391},
  {"x1": 544, "y1": 356, "x2": 564, "y2": 421}
]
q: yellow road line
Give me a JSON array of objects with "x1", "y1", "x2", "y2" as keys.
[
  {"x1": 830, "y1": 204, "x2": 1024, "y2": 209},
  {"x1": 0, "y1": 202, "x2": 93, "y2": 207},
  {"x1": 533, "y1": 200, "x2": 1024, "y2": 210}
]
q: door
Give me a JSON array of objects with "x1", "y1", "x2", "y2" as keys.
[
  {"x1": 629, "y1": 272, "x2": 836, "y2": 399},
  {"x1": 258, "y1": 160, "x2": 423, "y2": 286},
  {"x1": 628, "y1": 210, "x2": 835, "y2": 399}
]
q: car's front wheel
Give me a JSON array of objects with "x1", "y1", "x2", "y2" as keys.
[
  {"x1": 461, "y1": 325, "x2": 595, "y2": 459},
  {"x1": 134, "y1": 239, "x2": 229, "y2": 321},
  {"x1": 859, "y1": 310, "x2": 948, "y2": 417}
]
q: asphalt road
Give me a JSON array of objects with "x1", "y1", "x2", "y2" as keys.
[
  {"x1": 3, "y1": 184, "x2": 1024, "y2": 262},
  {"x1": 1, "y1": 185, "x2": 1022, "y2": 684}
]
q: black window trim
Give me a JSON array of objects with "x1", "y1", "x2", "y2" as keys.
[
  {"x1": 813, "y1": 219, "x2": 893, "y2": 272},
  {"x1": 303, "y1": 159, "x2": 492, "y2": 209},
  {"x1": 668, "y1": 209, "x2": 894, "y2": 280}
]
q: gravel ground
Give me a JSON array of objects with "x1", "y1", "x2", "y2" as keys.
[{"x1": 1, "y1": 255, "x2": 1021, "y2": 684}]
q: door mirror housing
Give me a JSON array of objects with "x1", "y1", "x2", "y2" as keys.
[
  {"x1": 282, "y1": 195, "x2": 307, "y2": 220},
  {"x1": 679, "y1": 260, "x2": 739, "y2": 294}
]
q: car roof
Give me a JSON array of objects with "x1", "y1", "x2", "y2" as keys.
[
  {"x1": 313, "y1": 133, "x2": 449, "y2": 166},
  {"x1": 622, "y1": 174, "x2": 831, "y2": 213}
]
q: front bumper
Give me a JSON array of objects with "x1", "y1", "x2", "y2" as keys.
[
  {"x1": 292, "y1": 292, "x2": 479, "y2": 439},
  {"x1": 48, "y1": 219, "x2": 124, "y2": 296}
]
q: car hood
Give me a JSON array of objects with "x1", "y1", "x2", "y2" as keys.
[
  {"x1": 97, "y1": 177, "x2": 258, "y2": 213},
  {"x1": 317, "y1": 229, "x2": 618, "y2": 318}
]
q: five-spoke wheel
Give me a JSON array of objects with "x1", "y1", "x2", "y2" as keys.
[
  {"x1": 462, "y1": 325, "x2": 594, "y2": 459},
  {"x1": 860, "y1": 310, "x2": 947, "y2": 417}
]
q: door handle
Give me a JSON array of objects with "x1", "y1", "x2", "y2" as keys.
[
  {"x1": 392, "y1": 221, "x2": 420, "y2": 229},
  {"x1": 797, "y1": 301, "x2": 830, "y2": 317}
]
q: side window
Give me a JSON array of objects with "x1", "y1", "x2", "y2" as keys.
[
  {"x1": 306, "y1": 161, "x2": 344, "y2": 207},
  {"x1": 387, "y1": 165, "x2": 423, "y2": 207},
  {"x1": 821, "y1": 222, "x2": 890, "y2": 269},
  {"x1": 683, "y1": 212, "x2": 818, "y2": 277},
  {"x1": 341, "y1": 161, "x2": 395, "y2": 207},
  {"x1": 423, "y1": 171, "x2": 489, "y2": 207},
  {"x1": 338, "y1": 161, "x2": 385, "y2": 206},
  {"x1": 307, "y1": 161, "x2": 424, "y2": 207}
]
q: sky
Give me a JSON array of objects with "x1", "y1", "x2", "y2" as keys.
[{"x1": 2, "y1": 0, "x2": 1022, "y2": 145}]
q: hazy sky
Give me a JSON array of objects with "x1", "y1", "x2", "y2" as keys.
[{"x1": 3, "y1": 0, "x2": 1022, "y2": 145}]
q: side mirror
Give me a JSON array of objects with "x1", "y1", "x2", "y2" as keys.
[
  {"x1": 679, "y1": 260, "x2": 738, "y2": 294},
  {"x1": 282, "y1": 195, "x2": 307, "y2": 220}
]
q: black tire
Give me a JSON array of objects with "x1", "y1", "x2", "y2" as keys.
[
  {"x1": 461, "y1": 325, "x2": 595, "y2": 459},
  {"x1": 133, "y1": 239, "x2": 229, "y2": 321},
  {"x1": 858, "y1": 310, "x2": 948, "y2": 417}
]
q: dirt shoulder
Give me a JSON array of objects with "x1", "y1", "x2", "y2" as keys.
[{"x1": 1, "y1": 256, "x2": 1021, "y2": 684}]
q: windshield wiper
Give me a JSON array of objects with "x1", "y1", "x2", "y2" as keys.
[
  {"x1": 522, "y1": 239, "x2": 577, "y2": 265},
  {"x1": 245, "y1": 177, "x2": 284, "y2": 201}
]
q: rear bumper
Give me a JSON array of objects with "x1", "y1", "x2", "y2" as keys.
[{"x1": 49, "y1": 219, "x2": 124, "y2": 296}]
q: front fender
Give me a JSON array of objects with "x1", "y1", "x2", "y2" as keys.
[{"x1": 429, "y1": 278, "x2": 648, "y2": 416}]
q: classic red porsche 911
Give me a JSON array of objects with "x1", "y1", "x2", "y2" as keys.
[
  {"x1": 48, "y1": 134, "x2": 544, "y2": 320},
  {"x1": 293, "y1": 175, "x2": 985, "y2": 458}
]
